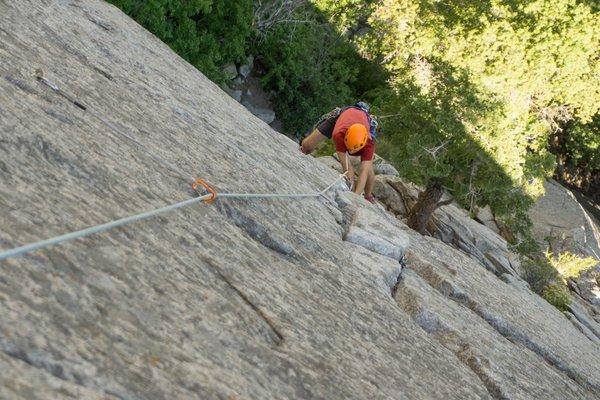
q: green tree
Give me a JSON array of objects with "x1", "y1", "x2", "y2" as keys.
[
  {"x1": 313, "y1": 0, "x2": 599, "y2": 246},
  {"x1": 256, "y1": 4, "x2": 365, "y2": 137},
  {"x1": 563, "y1": 115, "x2": 600, "y2": 171},
  {"x1": 107, "y1": 0, "x2": 253, "y2": 81},
  {"x1": 108, "y1": 0, "x2": 599, "y2": 249}
]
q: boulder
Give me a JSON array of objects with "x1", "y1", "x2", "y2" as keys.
[
  {"x1": 241, "y1": 101, "x2": 276, "y2": 124},
  {"x1": 372, "y1": 175, "x2": 407, "y2": 215},
  {"x1": 231, "y1": 76, "x2": 243, "y2": 85},
  {"x1": 475, "y1": 205, "x2": 500, "y2": 234},
  {"x1": 373, "y1": 154, "x2": 399, "y2": 176},
  {"x1": 528, "y1": 179, "x2": 600, "y2": 258},
  {"x1": 238, "y1": 64, "x2": 252, "y2": 79},
  {"x1": 223, "y1": 87, "x2": 242, "y2": 102},
  {"x1": 221, "y1": 62, "x2": 238, "y2": 80}
]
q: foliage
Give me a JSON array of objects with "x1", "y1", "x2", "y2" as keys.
[
  {"x1": 522, "y1": 256, "x2": 561, "y2": 294},
  {"x1": 522, "y1": 251, "x2": 598, "y2": 294},
  {"x1": 546, "y1": 251, "x2": 599, "y2": 280},
  {"x1": 108, "y1": 0, "x2": 599, "y2": 253},
  {"x1": 309, "y1": 0, "x2": 599, "y2": 247},
  {"x1": 522, "y1": 251, "x2": 597, "y2": 311},
  {"x1": 107, "y1": 0, "x2": 254, "y2": 82},
  {"x1": 562, "y1": 115, "x2": 600, "y2": 171},
  {"x1": 255, "y1": 3, "x2": 376, "y2": 138},
  {"x1": 542, "y1": 284, "x2": 571, "y2": 312}
]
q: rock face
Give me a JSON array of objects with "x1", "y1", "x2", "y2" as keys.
[
  {"x1": 528, "y1": 179, "x2": 600, "y2": 323},
  {"x1": 1, "y1": 1, "x2": 600, "y2": 399},
  {"x1": 474, "y1": 205, "x2": 500, "y2": 234},
  {"x1": 529, "y1": 179, "x2": 600, "y2": 259},
  {"x1": 372, "y1": 175, "x2": 522, "y2": 278},
  {"x1": 399, "y1": 230, "x2": 600, "y2": 398}
]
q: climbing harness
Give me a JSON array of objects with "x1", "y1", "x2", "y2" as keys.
[{"x1": 0, "y1": 174, "x2": 347, "y2": 261}]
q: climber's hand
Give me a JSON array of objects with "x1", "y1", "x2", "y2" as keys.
[
  {"x1": 344, "y1": 175, "x2": 353, "y2": 191},
  {"x1": 300, "y1": 140, "x2": 312, "y2": 155}
]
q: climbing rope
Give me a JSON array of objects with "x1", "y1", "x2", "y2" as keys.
[
  {"x1": 0, "y1": 174, "x2": 347, "y2": 261},
  {"x1": 0, "y1": 71, "x2": 348, "y2": 261}
]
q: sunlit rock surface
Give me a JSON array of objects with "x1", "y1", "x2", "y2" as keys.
[
  {"x1": 1, "y1": 1, "x2": 599, "y2": 399},
  {"x1": 529, "y1": 179, "x2": 600, "y2": 259}
]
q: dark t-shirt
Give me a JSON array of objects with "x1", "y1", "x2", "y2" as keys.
[{"x1": 316, "y1": 108, "x2": 375, "y2": 161}]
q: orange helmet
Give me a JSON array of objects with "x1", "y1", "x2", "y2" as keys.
[{"x1": 344, "y1": 123, "x2": 368, "y2": 153}]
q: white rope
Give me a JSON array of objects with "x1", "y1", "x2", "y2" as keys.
[
  {"x1": 0, "y1": 174, "x2": 347, "y2": 261},
  {"x1": 0, "y1": 73, "x2": 349, "y2": 261}
]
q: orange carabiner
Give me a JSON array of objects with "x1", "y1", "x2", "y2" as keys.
[{"x1": 191, "y1": 178, "x2": 217, "y2": 203}]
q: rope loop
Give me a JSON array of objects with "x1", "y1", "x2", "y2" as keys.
[{"x1": 192, "y1": 178, "x2": 217, "y2": 203}]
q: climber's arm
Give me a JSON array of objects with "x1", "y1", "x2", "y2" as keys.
[
  {"x1": 300, "y1": 129, "x2": 327, "y2": 155},
  {"x1": 337, "y1": 151, "x2": 354, "y2": 189},
  {"x1": 354, "y1": 160, "x2": 373, "y2": 195}
]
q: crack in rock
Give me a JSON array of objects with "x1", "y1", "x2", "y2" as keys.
[
  {"x1": 202, "y1": 256, "x2": 284, "y2": 346},
  {"x1": 408, "y1": 260, "x2": 599, "y2": 393},
  {"x1": 5, "y1": 75, "x2": 39, "y2": 96},
  {"x1": 470, "y1": 307, "x2": 597, "y2": 392},
  {"x1": 217, "y1": 202, "x2": 296, "y2": 257},
  {"x1": 393, "y1": 269, "x2": 596, "y2": 400},
  {"x1": 394, "y1": 284, "x2": 508, "y2": 399},
  {"x1": 455, "y1": 344, "x2": 508, "y2": 400}
]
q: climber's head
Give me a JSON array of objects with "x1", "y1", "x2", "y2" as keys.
[{"x1": 344, "y1": 123, "x2": 368, "y2": 154}]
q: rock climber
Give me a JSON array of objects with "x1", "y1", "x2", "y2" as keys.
[{"x1": 300, "y1": 102, "x2": 377, "y2": 203}]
